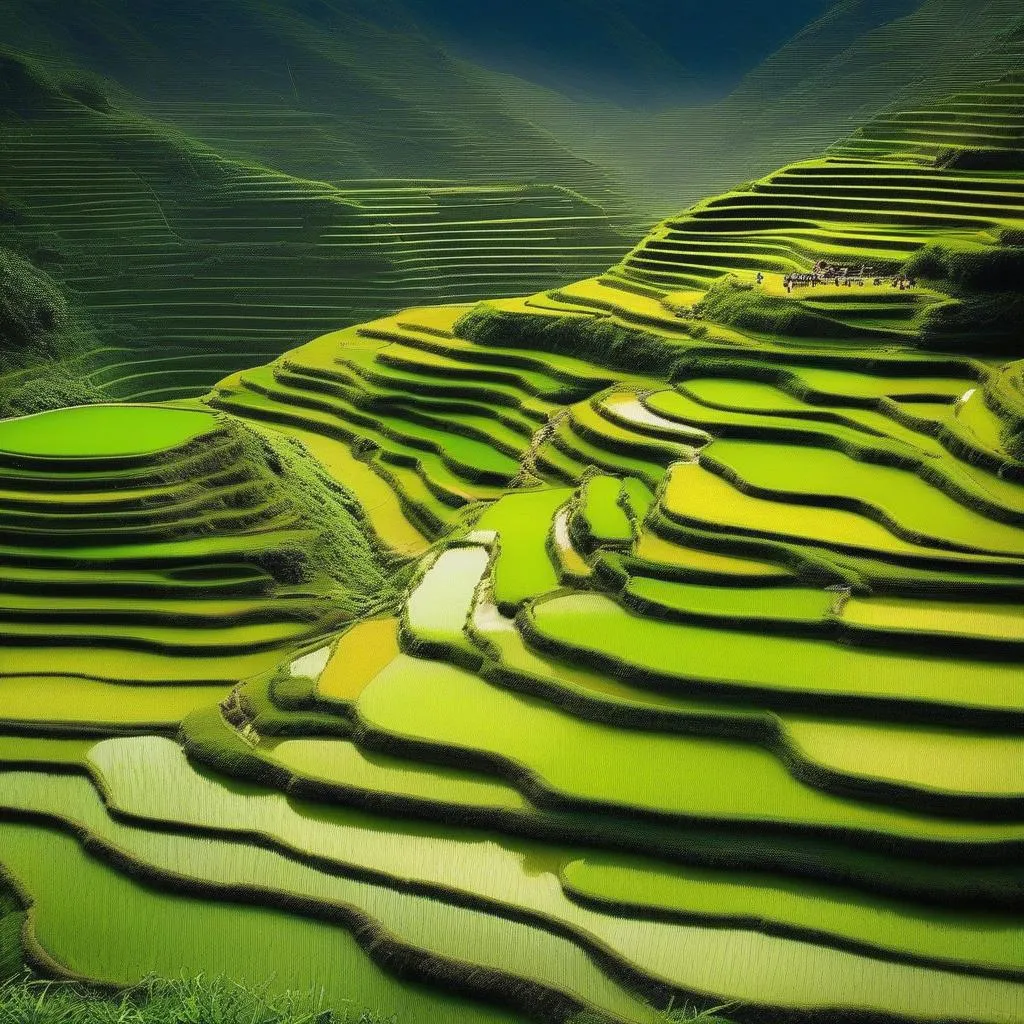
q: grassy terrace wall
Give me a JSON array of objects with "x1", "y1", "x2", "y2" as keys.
[{"x1": 1, "y1": 71, "x2": 1024, "y2": 1024}]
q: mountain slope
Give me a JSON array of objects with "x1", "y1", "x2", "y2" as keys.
[
  {"x1": 5, "y1": 0, "x2": 1023, "y2": 417},
  {"x1": 586, "y1": 70, "x2": 1021, "y2": 357},
  {"x1": 0, "y1": 0, "x2": 833, "y2": 109},
  {"x1": 400, "y1": 0, "x2": 832, "y2": 105},
  {"x1": 0, "y1": 34, "x2": 634, "y2": 413},
  {"x1": 511, "y1": 0, "x2": 1024, "y2": 212},
  {"x1": 0, "y1": 0, "x2": 629, "y2": 193}
]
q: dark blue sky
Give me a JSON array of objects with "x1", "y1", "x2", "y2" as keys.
[{"x1": 401, "y1": 0, "x2": 834, "y2": 104}]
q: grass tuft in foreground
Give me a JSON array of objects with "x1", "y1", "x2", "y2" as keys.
[
  {"x1": 0, "y1": 973, "x2": 738, "y2": 1024},
  {"x1": 0, "y1": 974, "x2": 390, "y2": 1024}
]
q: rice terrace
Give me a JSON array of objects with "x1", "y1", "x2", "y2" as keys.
[{"x1": 1, "y1": 1, "x2": 1023, "y2": 1022}]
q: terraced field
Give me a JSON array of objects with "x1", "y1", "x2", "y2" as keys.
[
  {"x1": 611, "y1": 72, "x2": 1024, "y2": 333},
  {"x1": 0, "y1": 402, "x2": 397, "y2": 734},
  {"x1": 0, "y1": 50, "x2": 633, "y2": 408},
  {"x1": 2, "y1": 75, "x2": 1024, "y2": 1024}
]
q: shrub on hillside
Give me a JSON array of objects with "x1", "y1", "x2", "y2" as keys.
[
  {"x1": 0, "y1": 193, "x2": 17, "y2": 224},
  {"x1": 986, "y1": 359, "x2": 1024, "y2": 460},
  {"x1": 0, "y1": 248, "x2": 89, "y2": 371},
  {"x1": 918, "y1": 292, "x2": 1024, "y2": 355},
  {"x1": 60, "y1": 74, "x2": 113, "y2": 113},
  {"x1": 0, "y1": 53, "x2": 57, "y2": 115},
  {"x1": 254, "y1": 543, "x2": 310, "y2": 586},
  {"x1": 904, "y1": 240, "x2": 1024, "y2": 292},
  {"x1": 228, "y1": 423, "x2": 399, "y2": 611},
  {"x1": 901, "y1": 237, "x2": 1024, "y2": 354},
  {"x1": 2, "y1": 368, "x2": 106, "y2": 417},
  {"x1": 0, "y1": 882, "x2": 22, "y2": 981},
  {"x1": 935, "y1": 147, "x2": 1024, "y2": 171}
]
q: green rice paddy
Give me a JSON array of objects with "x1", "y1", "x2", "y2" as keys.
[
  {"x1": 528, "y1": 592, "x2": 1024, "y2": 716},
  {"x1": 0, "y1": 818, "x2": 523, "y2": 1024},
  {"x1": 0, "y1": 406, "x2": 217, "y2": 458},
  {"x1": 2, "y1": 71, "x2": 1024, "y2": 1024}
]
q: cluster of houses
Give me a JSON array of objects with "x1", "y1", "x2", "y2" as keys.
[
  {"x1": 752, "y1": 261, "x2": 917, "y2": 293},
  {"x1": 775, "y1": 260, "x2": 917, "y2": 293}
]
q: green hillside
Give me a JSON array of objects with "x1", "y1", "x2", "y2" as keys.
[
  {"x1": 583, "y1": 70, "x2": 1020, "y2": 357},
  {"x1": 512, "y1": 0, "x2": 1024, "y2": 213},
  {"x1": 1, "y1": 54, "x2": 1024, "y2": 1024},
  {"x1": 0, "y1": 0, "x2": 628, "y2": 189},
  {"x1": 0, "y1": 23, "x2": 634, "y2": 415}
]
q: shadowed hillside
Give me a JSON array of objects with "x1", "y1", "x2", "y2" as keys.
[
  {"x1": 398, "y1": 0, "x2": 831, "y2": 106},
  {"x1": 0, "y1": 0, "x2": 634, "y2": 193},
  {"x1": 0, "y1": 37, "x2": 633, "y2": 414},
  {"x1": 512, "y1": 0, "x2": 1024, "y2": 212}
]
